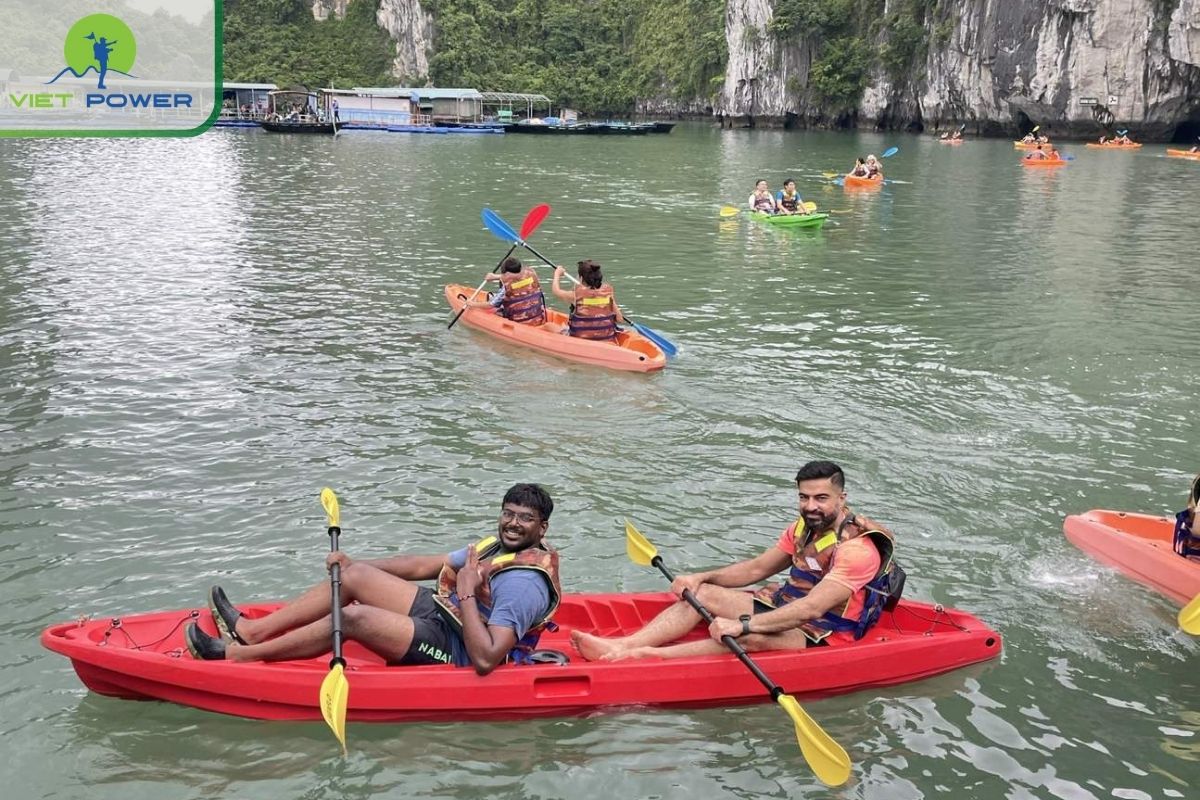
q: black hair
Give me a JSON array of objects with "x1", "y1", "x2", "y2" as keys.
[
  {"x1": 503, "y1": 483, "x2": 554, "y2": 521},
  {"x1": 794, "y1": 461, "x2": 845, "y2": 490},
  {"x1": 577, "y1": 259, "x2": 603, "y2": 289},
  {"x1": 783, "y1": 178, "x2": 796, "y2": 187},
  {"x1": 501, "y1": 257, "x2": 523, "y2": 274}
]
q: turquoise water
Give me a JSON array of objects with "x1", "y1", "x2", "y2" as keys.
[{"x1": 0, "y1": 126, "x2": 1196, "y2": 798}]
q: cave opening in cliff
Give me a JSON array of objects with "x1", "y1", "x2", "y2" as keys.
[
  {"x1": 1014, "y1": 110, "x2": 1034, "y2": 135},
  {"x1": 1170, "y1": 118, "x2": 1200, "y2": 144}
]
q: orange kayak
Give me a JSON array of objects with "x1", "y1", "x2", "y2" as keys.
[
  {"x1": 843, "y1": 174, "x2": 883, "y2": 189},
  {"x1": 1063, "y1": 510, "x2": 1200, "y2": 606},
  {"x1": 1020, "y1": 157, "x2": 1067, "y2": 167},
  {"x1": 1013, "y1": 141, "x2": 1051, "y2": 150},
  {"x1": 1166, "y1": 148, "x2": 1200, "y2": 160},
  {"x1": 1084, "y1": 142, "x2": 1142, "y2": 149},
  {"x1": 444, "y1": 284, "x2": 666, "y2": 372}
]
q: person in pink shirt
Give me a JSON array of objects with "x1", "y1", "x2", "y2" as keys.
[{"x1": 572, "y1": 461, "x2": 901, "y2": 660}]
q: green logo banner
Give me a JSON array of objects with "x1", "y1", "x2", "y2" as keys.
[{"x1": 0, "y1": 1, "x2": 221, "y2": 137}]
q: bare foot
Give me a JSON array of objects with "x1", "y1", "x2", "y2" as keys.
[{"x1": 571, "y1": 630, "x2": 624, "y2": 661}]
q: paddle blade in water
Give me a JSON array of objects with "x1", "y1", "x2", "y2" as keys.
[
  {"x1": 630, "y1": 322, "x2": 678, "y2": 358},
  {"x1": 1180, "y1": 592, "x2": 1200, "y2": 635},
  {"x1": 520, "y1": 204, "x2": 550, "y2": 239},
  {"x1": 319, "y1": 662, "x2": 349, "y2": 755},
  {"x1": 778, "y1": 694, "x2": 851, "y2": 786},
  {"x1": 320, "y1": 488, "x2": 340, "y2": 529},
  {"x1": 882, "y1": 146, "x2": 899, "y2": 158},
  {"x1": 719, "y1": 206, "x2": 741, "y2": 218},
  {"x1": 624, "y1": 520, "x2": 658, "y2": 566},
  {"x1": 803, "y1": 201, "x2": 817, "y2": 212}
]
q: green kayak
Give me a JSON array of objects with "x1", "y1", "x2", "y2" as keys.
[{"x1": 749, "y1": 211, "x2": 829, "y2": 229}]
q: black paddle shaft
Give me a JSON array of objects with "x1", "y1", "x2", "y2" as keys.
[
  {"x1": 328, "y1": 526, "x2": 345, "y2": 668},
  {"x1": 650, "y1": 556, "x2": 785, "y2": 701}
]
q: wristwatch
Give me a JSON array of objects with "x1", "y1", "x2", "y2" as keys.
[{"x1": 738, "y1": 614, "x2": 753, "y2": 637}]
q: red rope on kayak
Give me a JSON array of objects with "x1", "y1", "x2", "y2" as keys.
[
  {"x1": 886, "y1": 603, "x2": 970, "y2": 636},
  {"x1": 99, "y1": 610, "x2": 201, "y2": 653}
]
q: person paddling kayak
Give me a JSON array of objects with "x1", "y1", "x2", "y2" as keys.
[
  {"x1": 468, "y1": 257, "x2": 548, "y2": 325},
  {"x1": 775, "y1": 178, "x2": 809, "y2": 215},
  {"x1": 552, "y1": 260, "x2": 627, "y2": 340},
  {"x1": 185, "y1": 484, "x2": 563, "y2": 675},
  {"x1": 748, "y1": 179, "x2": 776, "y2": 213},
  {"x1": 846, "y1": 157, "x2": 869, "y2": 178},
  {"x1": 1175, "y1": 473, "x2": 1200, "y2": 561},
  {"x1": 572, "y1": 461, "x2": 904, "y2": 661}
]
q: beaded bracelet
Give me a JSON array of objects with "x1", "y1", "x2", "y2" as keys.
[{"x1": 459, "y1": 594, "x2": 475, "y2": 602}]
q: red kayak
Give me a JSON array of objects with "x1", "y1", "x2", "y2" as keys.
[
  {"x1": 1063, "y1": 510, "x2": 1200, "y2": 605},
  {"x1": 42, "y1": 592, "x2": 1001, "y2": 723}
]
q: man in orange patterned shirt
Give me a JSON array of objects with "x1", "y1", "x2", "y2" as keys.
[{"x1": 573, "y1": 461, "x2": 898, "y2": 660}]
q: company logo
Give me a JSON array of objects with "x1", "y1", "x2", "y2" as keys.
[{"x1": 47, "y1": 14, "x2": 138, "y2": 90}]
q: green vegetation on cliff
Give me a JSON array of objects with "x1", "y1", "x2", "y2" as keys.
[
  {"x1": 223, "y1": 0, "x2": 393, "y2": 88},
  {"x1": 425, "y1": 0, "x2": 726, "y2": 112},
  {"x1": 223, "y1": 0, "x2": 725, "y2": 113}
]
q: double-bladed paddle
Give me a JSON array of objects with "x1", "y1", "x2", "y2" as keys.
[
  {"x1": 449, "y1": 204, "x2": 551, "y2": 330},
  {"x1": 623, "y1": 520, "x2": 852, "y2": 787},
  {"x1": 318, "y1": 488, "x2": 349, "y2": 754},
  {"x1": 720, "y1": 201, "x2": 817, "y2": 218},
  {"x1": 480, "y1": 208, "x2": 678, "y2": 357}
]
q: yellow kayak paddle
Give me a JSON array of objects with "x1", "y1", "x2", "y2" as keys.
[
  {"x1": 318, "y1": 487, "x2": 349, "y2": 754},
  {"x1": 1180, "y1": 592, "x2": 1200, "y2": 635},
  {"x1": 721, "y1": 201, "x2": 817, "y2": 217},
  {"x1": 624, "y1": 520, "x2": 852, "y2": 787}
]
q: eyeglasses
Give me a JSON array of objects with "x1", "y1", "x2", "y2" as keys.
[{"x1": 500, "y1": 509, "x2": 539, "y2": 524}]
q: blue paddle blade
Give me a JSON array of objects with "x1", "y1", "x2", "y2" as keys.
[
  {"x1": 631, "y1": 321, "x2": 678, "y2": 358},
  {"x1": 882, "y1": 146, "x2": 899, "y2": 158},
  {"x1": 481, "y1": 208, "x2": 521, "y2": 245},
  {"x1": 833, "y1": 177, "x2": 845, "y2": 186}
]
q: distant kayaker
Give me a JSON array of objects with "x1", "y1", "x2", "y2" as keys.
[
  {"x1": 467, "y1": 256, "x2": 547, "y2": 325},
  {"x1": 184, "y1": 483, "x2": 563, "y2": 675},
  {"x1": 748, "y1": 179, "x2": 776, "y2": 213},
  {"x1": 847, "y1": 157, "x2": 869, "y2": 178},
  {"x1": 1021, "y1": 133, "x2": 1036, "y2": 143},
  {"x1": 1174, "y1": 473, "x2": 1200, "y2": 561},
  {"x1": 1025, "y1": 145, "x2": 1048, "y2": 160},
  {"x1": 552, "y1": 260, "x2": 627, "y2": 340},
  {"x1": 775, "y1": 179, "x2": 808, "y2": 215},
  {"x1": 572, "y1": 461, "x2": 904, "y2": 661},
  {"x1": 864, "y1": 154, "x2": 883, "y2": 178}
]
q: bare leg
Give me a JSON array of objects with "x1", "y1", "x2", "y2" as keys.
[
  {"x1": 621, "y1": 628, "x2": 811, "y2": 661},
  {"x1": 572, "y1": 585, "x2": 755, "y2": 661},
  {"x1": 229, "y1": 604, "x2": 418, "y2": 663},
  {"x1": 236, "y1": 562, "x2": 421, "y2": 644}
]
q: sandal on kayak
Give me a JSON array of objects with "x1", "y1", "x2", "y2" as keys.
[
  {"x1": 185, "y1": 623, "x2": 227, "y2": 660},
  {"x1": 208, "y1": 585, "x2": 246, "y2": 644}
]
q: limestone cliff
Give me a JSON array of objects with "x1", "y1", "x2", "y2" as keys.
[
  {"x1": 716, "y1": 0, "x2": 1200, "y2": 139},
  {"x1": 313, "y1": 0, "x2": 431, "y2": 82}
]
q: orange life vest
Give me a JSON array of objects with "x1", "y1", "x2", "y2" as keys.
[
  {"x1": 753, "y1": 510, "x2": 898, "y2": 643},
  {"x1": 499, "y1": 269, "x2": 546, "y2": 325},
  {"x1": 568, "y1": 283, "x2": 618, "y2": 340},
  {"x1": 434, "y1": 536, "x2": 563, "y2": 662}
]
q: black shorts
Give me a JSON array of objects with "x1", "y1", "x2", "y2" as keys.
[
  {"x1": 396, "y1": 587, "x2": 459, "y2": 666},
  {"x1": 750, "y1": 598, "x2": 828, "y2": 647}
]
